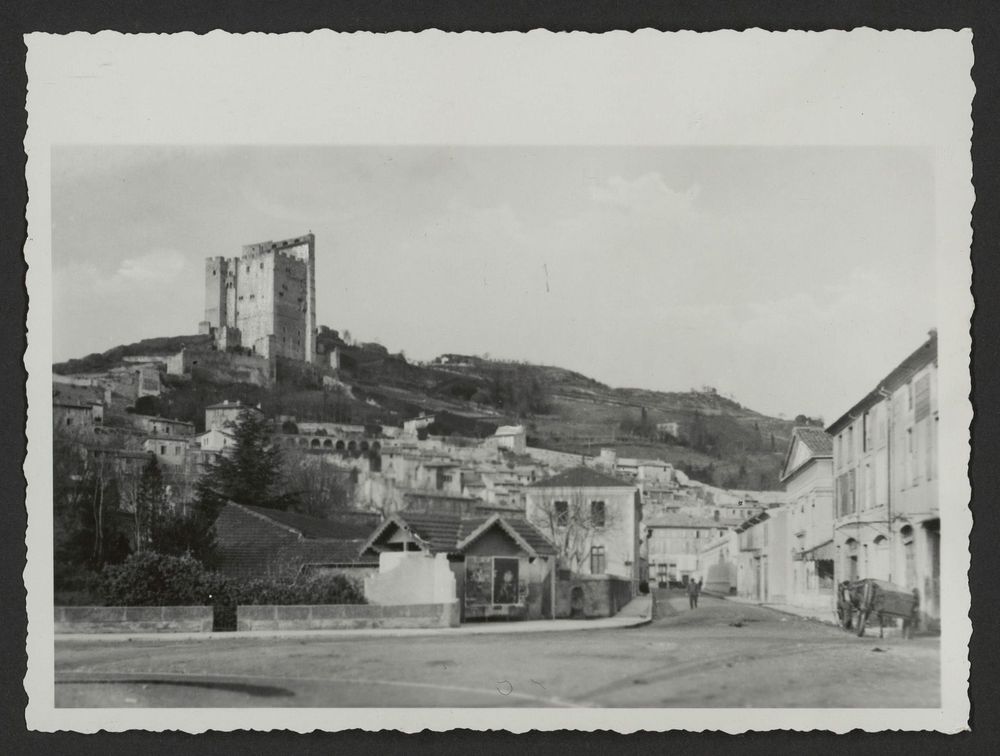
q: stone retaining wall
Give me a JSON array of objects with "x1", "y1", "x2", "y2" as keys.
[
  {"x1": 236, "y1": 602, "x2": 460, "y2": 631},
  {"x1": 55, "y1": 606, "x2": 213, "y2": 634}
]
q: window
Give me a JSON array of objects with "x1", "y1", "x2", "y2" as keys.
[
  {"x1": 863, "y1": 411, "x2": 872, "y2": 452},
  {"x1": 66, "y1": 417, "x2": 72, "y2": 426},
  {"x1": 590, "y1": 545, "x2": 606, "y2": 574},
  {"x1": 160, "y1": 445, "x2": 166, "y2": 455},
  {"x1": 914, "y1": 374, "x2": 931, "y2": 421},
  {"x1": 591, "y1": 501, "x2": 606, "y2": 527},
  {"x1": 847, "y1": 425, "x2": 855, "y2": 463},
  {"x1": 907, "y1": 428, "x2": 916, "y2": 485},
  {"x1": 554, "y1": 501, "x2": 569, "y2": 527}
]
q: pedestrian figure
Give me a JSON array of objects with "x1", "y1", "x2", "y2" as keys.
[{"x1": 687, "y1": 577, "x2": 701, "y2": 609}]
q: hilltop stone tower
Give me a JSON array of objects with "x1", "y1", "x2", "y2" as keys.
[{"x1": 200, "y1": 233, "x2": 316, "y2": 362}]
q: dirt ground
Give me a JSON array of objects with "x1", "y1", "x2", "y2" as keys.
[{"x1": 55, "y1": 591, "x2": 940, "y2": 708}]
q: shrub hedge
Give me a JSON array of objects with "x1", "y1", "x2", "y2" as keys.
[{"x1": 98, "y1": 552, "x2": 366, "y2": 631}]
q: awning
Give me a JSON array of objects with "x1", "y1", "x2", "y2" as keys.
[{"x1": 793, "y1": 540, "x2": 835, "y2": 561}]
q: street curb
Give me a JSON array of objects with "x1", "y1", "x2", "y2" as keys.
[{"x1": 55, "y1": 606, "x2": 654, "y2": 643}]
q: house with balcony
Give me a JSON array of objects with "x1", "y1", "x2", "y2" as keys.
[{"x1": 827, "y1": 330, "x2": 939, "y2": 627}]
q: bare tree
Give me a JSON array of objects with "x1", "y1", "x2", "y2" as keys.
[
  {"x1": 529, "y1": 489, "x2": 621, "y2": 574},
  {"x1": 281, "y1": 451, "x2": 355, "y2": 519}
]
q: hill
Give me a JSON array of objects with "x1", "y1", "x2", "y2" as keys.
[{"x1": 53, "y1": 334, "x2": 812, "y2": 490}]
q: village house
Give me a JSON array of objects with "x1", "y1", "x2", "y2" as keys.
[
  {"x1": 644, "y1": 513, "x2": 735, "y2": 587},
  {"x1": 525, "y1": 467, "x2": 642, "y2": 585},
  {"x1": 204, "y1": 400, "x2": 262, "y2": 432},
  {"x1": 827, "y1": 330, "x2": 939, "y2": 627},
  {"x1": 484, "y1": 425, "x2": 527, "y2": 454},
  {"x1": 779, "y1": 427, "x2": 836, "y2": 611},
  {"x1": 359, "y1": 510, "x2": 559, "y2": 621},
  {"x1": 195, "y1": 427, "x2": 237, "y2": 455},
  {"x1": 142, "y1": 435, "x2": 191, "y2": 466},
  {"x1": 128, "y1": 413, "x2": 195, "y2": 438}
]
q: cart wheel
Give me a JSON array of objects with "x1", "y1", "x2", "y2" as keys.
[{"x1": 855, "y1": 608, "x2": 868, "y2": 637}]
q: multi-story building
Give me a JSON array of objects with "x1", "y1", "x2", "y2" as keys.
[
  {"x1": 645, "y1": 513, "x2": 736, "y2": 587},
  {"x1": 827, "y1": 330, "x2": 939, "y2": 626},
  {"x1": 200, "y1": 233, "x2": 316, "y2": 361},
  {"x1": 526, "y1": 467, "x2": 642, "y2": 583},
  {"x1": 779, "y1": 427, "x2": 835, "y2": 611}
]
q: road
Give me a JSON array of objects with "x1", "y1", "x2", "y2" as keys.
[{"x1": 55, "y1": 591, "x2": 940, "y2": 708}]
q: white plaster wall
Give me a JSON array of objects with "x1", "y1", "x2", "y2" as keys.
[{"x1": 364, "y1": 552, "x2": 457, "y2": 605}]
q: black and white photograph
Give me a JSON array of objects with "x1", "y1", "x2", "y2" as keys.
[{"x1": 23, "y1": 30, "x2": 973, "y2": 733}]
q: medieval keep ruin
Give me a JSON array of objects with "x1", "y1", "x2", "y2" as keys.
[{"x1": 200, "y1": 233, "x2": 317, "y2": 362}]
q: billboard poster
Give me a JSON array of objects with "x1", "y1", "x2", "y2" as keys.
[
  {"x1": 464, "y1": 556, "x2": 492, "y2": 607},
  {"x1": 492, "y1": 557, "x2": 519, "y2": 605}
]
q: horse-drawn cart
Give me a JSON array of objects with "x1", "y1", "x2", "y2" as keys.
[{"x1": 837, "y1": 579, "x2": 920, "y2": 638}]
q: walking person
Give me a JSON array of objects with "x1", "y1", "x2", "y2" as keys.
[{"x1": 687, "y1": 576, "x2": 701, "y2": 609}]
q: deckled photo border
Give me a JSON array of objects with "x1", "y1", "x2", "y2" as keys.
[{"x1": 22, "y1": 29, "x2": 973, "y2": 733}]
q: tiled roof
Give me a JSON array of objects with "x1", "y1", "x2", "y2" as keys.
[
  {"x1": 530, "y1": 466, "x2": 634, "y2": 489},
  {"x1": 278, "y1": 538, "x2": 378, "y2": 570},
  {"x1": 389, "y1": 512, "x2": 466, "y2": 553},
  {"x1": 794, "y1": 427, "x2": 833, "y2": 456},
  {"x1": 241, "y1": 504, "x2": 380, "y2": 540},
  {"x1": 362, "y1": 511, "x2": 557, "y2": 557}
]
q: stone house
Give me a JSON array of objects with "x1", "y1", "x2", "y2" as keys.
[
  {"x1": 142, "y1": 435, "x2": 190, "y2": 466},
  {"x1": 129, "y1": 413, "x2": 195, "y2": 437},
  {"x1": 205, "y1": 400, "x2": 262, "y2": 433}
]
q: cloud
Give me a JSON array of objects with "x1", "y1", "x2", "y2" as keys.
[
  {"x1": 106, "y1": 249, "x2": 187, "y2": 289},
  {"x1": 589, "y1": 172, "x2": 700, "y2": 213}
]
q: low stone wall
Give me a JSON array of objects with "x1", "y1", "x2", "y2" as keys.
[
  {"x1": 236, "y1": 602, "x2": 460, "y2": 631},
  {"x1": 55, "y1": 606, "x2": 213, "y2": 634},
  {"x1": 556, "y1": 574, "x2": 635, "y2": 619}
]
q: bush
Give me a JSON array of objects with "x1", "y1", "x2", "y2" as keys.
[
  {"x1": 638, "y1": 580, "x2": 650, "y2": 595},
  {"x1": 99, "y1": 552, "x2": 213, "y2": 606},
  {"x1": 97, "y1": 553, "x2": 366, "y2": 631}
]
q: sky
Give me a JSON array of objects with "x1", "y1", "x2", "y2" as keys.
[{"x1": 51, "y1": 145, "x2": 936, "y2": 422}]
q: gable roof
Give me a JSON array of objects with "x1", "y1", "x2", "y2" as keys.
[
  {"x1": 359, "y1": 511, "x2": 557, "y2": 558},
  {"x1": 240, "y1": 504, "x2": 380, "y2": 540},
  {"x1": 779, "y1": 426, "x2": 833, "y2": 482},
  {"x1": 456, "y1": 514, "x2": 558, "y2": 557},
  {"x1": 794, "y1": 427, "x2": 833, "y2": 456},
  {"x1": 530, "y1": 466, "x2": 634, "y2": 489}
]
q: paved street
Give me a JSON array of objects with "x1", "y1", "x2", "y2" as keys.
[{"x1": 55, "y1": 591, "x2": 940, "y2": 708}]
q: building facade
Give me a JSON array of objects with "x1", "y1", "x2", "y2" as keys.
[
  {"x1": 201, "y1": 233, "x2": 316, "y2": 361},
  {"x1": 827, "y1": 331, "x2": 939, "y2": 626},
  {"x1": 645, "y1": 514, "x2": 734, "y2": 586},
  {"x1": 779, "y1": 427, "x2": 836, "y2": 610},
  {"x1": 526, "y1": 467, "x2": 642, "y2": 584}
]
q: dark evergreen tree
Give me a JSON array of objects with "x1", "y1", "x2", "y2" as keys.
[{"x1": 194, "y1": 409, "x2": 298, "y2": 519}]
